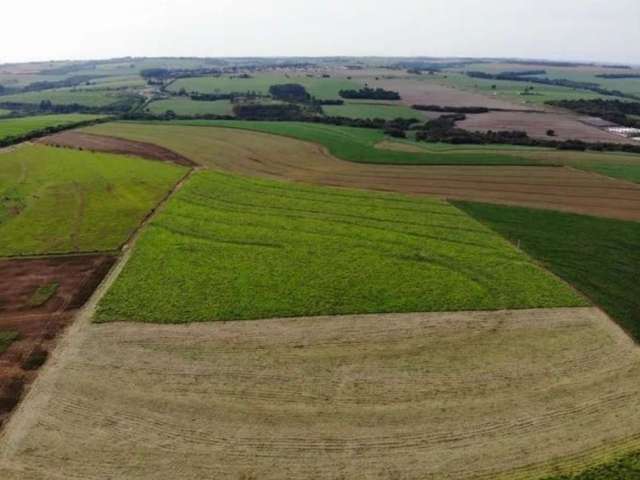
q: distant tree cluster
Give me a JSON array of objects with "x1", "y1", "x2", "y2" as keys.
[
  {"x1": 596, "y1": 73, "x2": 640, "y2": 79},
  {"x1": 339, "y1": 87, "x2": 401, "y2": 100},
  {"x1": 412, "y1": 105, "x2": 490, "y2": 114},
  {"x1": 268, "y1": 84, "x2": 311, "y2": 103},
  {"x1": 547, "y1": 99, "x2": 640, "y2": 128},
  {"x1": 232, "y1": 103, "x2": 306, "y2": 120}
]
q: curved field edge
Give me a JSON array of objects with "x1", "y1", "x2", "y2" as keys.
[
  {"x1": 2, "y1": 308, "x2": 639, "y2": 480},
  {"x1": 454, "y1": 201, "x2": 640, "y2": 342},
  {"x1": 85, "y1": 120, "x2": 540, "y2": 166},
  {"x1": 0, "y1": 144, "x2": 188, "y2": 256},
  {"x1": 95, "y1": 169, "x2": 586, "y2": 324}
]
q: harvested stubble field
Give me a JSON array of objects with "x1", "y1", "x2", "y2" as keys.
[
  {"x1": 80, "y1": 122, "x2": 640, "y2": 220},
  {"x1": 0, "y1": 144, "x2": 187, "y2": 256},
  {"x1": 95, "y1": 169, "x2": 584, "y2": 323},
  {"x1": 2, "y1": 308, "x2": 640, "y2": 480},
  {"x1": 0, "y1": 255, "x2": 115, "y2": 426}
]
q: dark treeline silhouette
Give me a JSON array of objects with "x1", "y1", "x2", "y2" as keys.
[
  {"x1": 0, "y1": 95, "x2": 144, "y2": 115},
  {"x1": 268, "y1": 84, "x2": 311, "y2": 103},
  {"x1": 547, "y1": 99, "x2": 640, "y2": 128},
  {"x1": 466, "y1": 71, "x2": 640, "y2": 100},
  {"x1": 412, "y1": 105, "x2": 490, "y2": 114},
  {"x1": 596, "y1": 74, "x2": 640, "y2": 79},
  {"x1": 339, "y1": 87, "x2": 401, "y2": 100}
]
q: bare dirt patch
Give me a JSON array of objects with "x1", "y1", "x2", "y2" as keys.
[
  {"x1": 80, "y1": 126, "x2": 640, "y2": 221},
  {"x1": 1, "y1": 307, "x2": 639, "y2": 480},
  {"x1": 459, "y1": 111, "x2": 631, "y2": 144},
  {"x1": 37, "y1": 131, "x2": 196, "y2": 167},
  {"x1": 0, "y1": 255, "x2": 115, "y2": 427}
]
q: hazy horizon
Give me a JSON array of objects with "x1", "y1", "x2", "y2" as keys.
[{"x1": 1, "y1": 0, "x2": 639, "y2": 65}]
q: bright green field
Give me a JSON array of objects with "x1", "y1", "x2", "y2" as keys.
[
  {"x1": 0, "y1": 145, "x2": 187, "y2": 256},
  {"x1": 88, "y1": 120, "x2": 537, "y2": 166},
  {"x1": 0, "y1": 114, "x2": 104, "y2": 141},
  {"x1": 96, "y1": 170, "x2": 585, "y2": 323},
  {"x1": 168, "y1": 73, "x2": 361, "y2": 99},
  {"x1": 0, "y1": 331, "x2": 19, "y2": 353},
  {"x1": 146, "y1": 98, "x2": 234, "y2": 116},
  {"x1": 584, "y1": 163, "x2": 640, "y2": 183},
  {"x1": 323, "y1": 102, "x2": 424, "y2": 120},
  {"x1": 0, "y1": 88, "x2": 134, "y2": 107},
  {"x1": 456, "y1": 201, "x2": 640, "y2": 341}
]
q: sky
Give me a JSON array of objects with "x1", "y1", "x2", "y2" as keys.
[{"x1": 1, "y1": 0, "x2": 638, "y2": 64}]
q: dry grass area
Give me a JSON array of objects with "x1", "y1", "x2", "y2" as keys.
[
  {"x1": 1, "y1": 307, "x2": 639, "y2": 480},
  {"x1": 78, "y1": 125, "x2": 640, "y2": 220},
  {"x1": 459, "y1": 111, "x2": 630, "y2": 144}
]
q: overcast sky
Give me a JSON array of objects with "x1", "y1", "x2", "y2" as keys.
[{"x1": 1, "y1": 0, "x2": 638, "y2": 64}]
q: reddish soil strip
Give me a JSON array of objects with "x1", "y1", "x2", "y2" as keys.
[
  {"x1": 37, "y1": 131, "x2": 197, "y2": 167},
  {"x1": 0, "y1": 255, "x2": 115, "y2": 427},
  {"x1": 459, "y1": 111, "x2": 631, "y2": 144}
]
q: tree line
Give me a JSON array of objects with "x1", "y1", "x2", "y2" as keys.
[
  {"x1": 339, "y1": 87, "x2": 400, "y2": 100},
  {"x1": 547, "y1": 99, "x2": 640, "y2": 128}
]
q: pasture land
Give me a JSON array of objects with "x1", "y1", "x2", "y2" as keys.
[
  {"x1": 168, "y1": 73, "x2": 361, "y2": 99},
  {"x1": 585, "y1": 163, "x2": 640, "y2": 184},
  {"x1": 456, "y1": 202, "x2": 640, "y2": 341},
  {"x1": 96, "y1": 170, "x2": 584, "y2": 323},
  {"x1": 0, "y1": 89, "x2": 136, "y2": 107},
  {"x1": 0, "y1": 145, "x2": 187, "y2": 256},
  {"x1": 0, "y1": 255, "x2": 115, "y2": 426},
  {"x1": 0, "y1": 114, "x2": 104, "y2": 141},
  {"x1": 322, "y1": 101, "x2": 424, "y2": 120},
  {"x1": 80, "y1": 123, "x2": 640, "y2": 220},
  {"x1": 146, "y1": 97, "x2": 233, "y2": 116},
  {"x1": 3, "y1": 308, "x2": 640, "y2": 479}
]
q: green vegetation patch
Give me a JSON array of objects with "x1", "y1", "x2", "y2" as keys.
[
  {"x1": 96, "y1": 171, "x2": 584, "y2": 323},
  {"x1": 0, "y1": 89, "x2": 135, "y2": 107},
  {"x1": 0, "y1": 331, "x2": 19, "y2": 354},
  {"x1": 0, "y1": 145, "x2": 187, "y2": 256},
  {"x1": 89, "y1": 120, "x2": 537, "y2": 166},
  {"x1": 543, "y1": 450, "x2": 640, "y2": 480},
  {"x1": 584, "y1": 163, "x2": 640, "y2": 183},
  {"x1": 323, "y1": 102, "x2": 424, "y2": 120},
  {"x1": 146, "y1": 98, "x2": 233, "y2": 116},
  {"x1": 455, "y1": 201, "x2": 640, "y2": 341},
  {"x1": 28, "y1": 282, "x2": 59, "y2": 307},
  {"x1": 0, "y1": 114, "x2": 104, "y2": 141}
]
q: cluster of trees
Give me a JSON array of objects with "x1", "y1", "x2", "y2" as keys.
[
  {"x1": 0, "y1": 117, "x2": 111, "y2": 148},
  {"x1": 596, "y1": 73, "x2": 640, "y2": 79},
  {"x1": 232, "y1": 103, "x2": 306, "y2": 120},
  {"x1": 412, "y1": 104, "x2": 490, "y2": 114},
  {"x1": 547, "y1": 99, "x2": 640, "y2": 128},
  {"x1": 268, "y1": 84, "x2": 311, "y2": 103},
  {"x1": 141, "y1": 68, "x2": 222, "y2": 81},
  {"x1": 0, "y1": 96, "x2": 143, "y2": 116},
  {"x1": 466, "y1": 71, "x2": 640, "y2": 100},
  {"x1": 339, "y1": 87, "x2": 401, "y2": 100},
  {"x1": 412, "y1": 115, "x2": 640, "y2": 153}
]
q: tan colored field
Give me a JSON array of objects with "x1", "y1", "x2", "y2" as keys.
[
  {"x1": 78, "y1": 124, "x2": 640, "y2": 220},
  {"x1": 1, "y1": 307, "x2": 639, "y2": 480},
  {"x1": 459, "y1": 111, "x2": 630, "y2": 144}
]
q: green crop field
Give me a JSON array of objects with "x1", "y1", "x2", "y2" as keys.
[
  {"x1": 322, "y1": 102, "x2": 424, "y2": 120},
  {"x1": 146, "y1": 97, "x2": 234, "y2": 116},
  {"x1": 93, "y1": 120, "x2": 538, "y2": 166},
  {"x1": 456, "y1": 201, "x2": 640, "y2": 341},
  {"x1": 584, "y1": 163, "x2": 640, "y2": 183},
  {"x1": 96, "y1": 170, "x2": 585, "y2": 323},
  {"x1": 0, "y1": 114, "x2": 104, "y2": 141},
  {"x1": 0, "y1": 145, "x2": 187, "y2": 256},
  {"x1": 0, "y1": 331, "x2": 18, "y2": 354},
  {"x1": 0, "y1": 88, "x2": 136, "y2": 107},
  {"x1": 168, "y1": 73, "x2": 361, "y2": 99}
]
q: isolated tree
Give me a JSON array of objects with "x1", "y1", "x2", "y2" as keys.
[{"x1": 547, "y1": 129, "x2": 556, "y2": 137}]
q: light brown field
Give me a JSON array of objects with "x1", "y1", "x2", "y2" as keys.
[
  {"x1": 459, "y1": 111, "x2": 631, "y2": 144},
  {"x1": 77, "y1": 124, "x2": 640, "y2": 220},
  {"x1": 1, "y1": 307, "x2": 639, "y2": 480}
]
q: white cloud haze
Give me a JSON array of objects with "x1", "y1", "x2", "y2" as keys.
[{"x1": 1, "y1": 0, "x2": 638, "y2": 63}]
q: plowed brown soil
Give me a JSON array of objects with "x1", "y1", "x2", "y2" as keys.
[
  {"x1": 1, "y1": 307, "x2": 639, "y2": 480},
  {"x1": 0, "y1": 255, "x2": 115, "y2": 427},
  {"x1": 77, "y1": 125, "x2": 640, "y2": 221},
  {"x1": 38, "y1": 131, "x2": 196, "y2": 166}
]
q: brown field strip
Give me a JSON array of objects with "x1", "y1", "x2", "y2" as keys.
[
  {"x1": 1, "y1": 308, "x2": 639, "y2": 479},
  {"x1": 70, "y1": 125, "x2": 640, "y2": 220},
  {"x1": 0, "y1": 256, "x2": 115, "y2": 426}
]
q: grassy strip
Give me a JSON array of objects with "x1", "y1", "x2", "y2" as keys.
[
  {"x1": 454, "y1": 201, "x2": 640, "y2": 341},
  {"x1": 110, "y1": 120, "x2": 538, "y2": 166},
  {"x1": 28, "y1": 282, "x2": 59, "y2": 307},
  {"x1": 0, "y1": 114, "x2": 106, "y2": 142},
  {"x1": 543, "y1": 451, "x2": 640, "y2": 480},
  {"x1": 0, "y1": 145, "x2": 187, "y2": 256},
  {"x1": 0, "y1": 331, "x2": 19, "y2": 354},
  {"x1": 96, "y1": 170, "x2": 584, "y2": 324},
  {"x1": 582, "y1": 163, "x2": 640, "y2": 183}
]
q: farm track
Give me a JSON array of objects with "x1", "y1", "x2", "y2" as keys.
[
  {"x1": 72, "y1": 125, "x2": 640, "y2": 221},
  {"x1": 1, "y1": 308, "x2": 639, "y2": 479}
]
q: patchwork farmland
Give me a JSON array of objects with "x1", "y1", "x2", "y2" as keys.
[{"x1": 1, "y1": 55, "x2": 640, "y2": 480}]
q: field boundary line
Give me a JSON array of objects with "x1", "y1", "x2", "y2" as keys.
[{"x1": 0, "y1": 167, "x2": 198, "y2": 460}]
